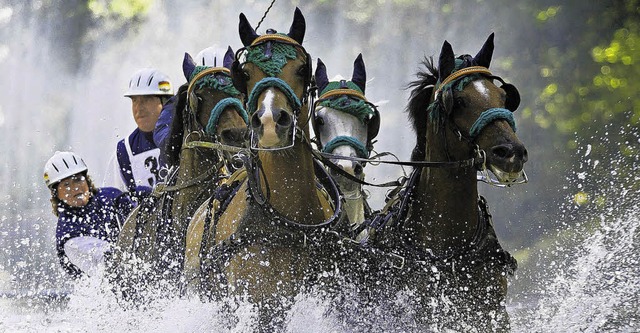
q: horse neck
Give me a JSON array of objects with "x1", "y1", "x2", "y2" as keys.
[
  {"x1": 256, "y1": 127, "x2": 327, "y2": 223},
  {"x1": 406, "y1": 129, "x2": 479, "y2": 255},
  {"x1": 177, "y1": 132, "x2": 221, "y2": 183}
]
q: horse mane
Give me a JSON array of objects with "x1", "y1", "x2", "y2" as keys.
[
  {"x1": 406, "y1": 57, "x2": 438, "y2": 161},
  {"x1": 165, "y1": 83, "x2": 188, "y2": 168}
]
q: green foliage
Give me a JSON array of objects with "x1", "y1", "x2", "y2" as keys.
[{"x1": 88, "y1": 0, "x2": 153, "y2": 19}]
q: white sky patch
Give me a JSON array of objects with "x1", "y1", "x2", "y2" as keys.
[
  {"x1": 473, "y1": 81, "x2": 490, "y2": 101},
  {"x1": 0, "y1": 7, "x2": 13, "y2": 25}
]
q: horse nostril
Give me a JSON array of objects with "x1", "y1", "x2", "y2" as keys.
[
  {"x1": 522, "y1": 148, "x2": 529, "y2": 163},
  {"x1": 250, "y1": 113, "x2": 262, "y2": 129},
  {"x1": 275, "y1": 109, "x2": 292, "y2": 127},
  {"x1": 491, "y1": 144, "x2": 514, "y2": 160},
  {"x1": 353, "y1": 163, "x2": 363, "y2": 176}
]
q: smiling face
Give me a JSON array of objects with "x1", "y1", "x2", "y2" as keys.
[
  {"x1": 56, "y1": 174, "x2": 91, "y2": 207},
  {"x1": 130, "y1": 95, "x2": 163, "y2": 132}
]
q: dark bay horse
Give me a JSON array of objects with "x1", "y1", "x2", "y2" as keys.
[
  {"x1": 371, "y1": 34, "x2": 527, "y2": 331},
  {"x1": 184, "y1": 8, "x2": 345, "y2": 329},
  {"x1": 312, "y1": 54, "x2": 379, "y2": 233},
  {"x1": 111, "y1": 47, "x2": 249, "y2": 297}
]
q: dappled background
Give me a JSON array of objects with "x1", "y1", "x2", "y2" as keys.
[{"x1": 0, "y1": 0, "x2": 638, "y2": 331}]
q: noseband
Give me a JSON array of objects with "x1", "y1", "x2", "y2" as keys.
[
  {"x1": 432, "y1": 66, "x2": 517, "y2": 142},
  {"x1": 431, "y1": 66, "x2": 526, "y2": 186},
  {"x1": 313, "y1": 86, "x2": 379, "y2": 159}
]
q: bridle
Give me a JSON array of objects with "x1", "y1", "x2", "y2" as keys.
[
  {"x1": 430, "y1": 65, "x2": 527, "y2": 187},
  {"x1": 228, "y1": 33, "x2": 345, "y2": 229},
  {"x1": 232, "y1": 33, "x2": 313, "y2": 106},
  {"x1": 312, "y1": 84, "x2": 380, "y2": 159}
]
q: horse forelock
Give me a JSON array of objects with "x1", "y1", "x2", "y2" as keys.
[{"x1": 406, "y1": 57, "x2": 438, "y2": 160}]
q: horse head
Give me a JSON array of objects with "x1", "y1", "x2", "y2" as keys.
[
  {"x1": 232, "y1": 7, "x2": 312, "y2": 149},
  {"x1": 416, "y1": 33, "x2": 528, "y2": 185},
  {"x1": 182, "y1": 46, "x2": 248, "y2": 147},
  {"x1": 313, "y1": 54, "x2": 379, "y2": 189}
]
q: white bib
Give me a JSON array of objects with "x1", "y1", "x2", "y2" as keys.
[{"x1": 124, "y1": 137, "x2": 161, "y2": 188}]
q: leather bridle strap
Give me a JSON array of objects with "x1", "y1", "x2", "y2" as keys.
[{"x1": 434, "y1": 66, "x2": 492, "y2": 99}]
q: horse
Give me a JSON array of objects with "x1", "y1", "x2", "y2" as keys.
[
  {"x1": 311, "y1": 54, "x2": 380, "y2": 235},
  {"x1": 370, "y1": 34, "x2": 527, "y2": 331},
  {"x1": 110, "y1": 47, "x2": 249, "y2": 299},
  {"x1": 183, "y1": 8, "x2": 346, "y2": 329}
]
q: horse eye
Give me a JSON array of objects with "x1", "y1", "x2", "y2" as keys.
[
  {"x1": 242, "y1": 70, "x2": 250, "y2": 81},
  {"x1": 297, "y1": 64, "x2": 308, "y2": 77},
  {"x1": 315, "y1": 116, "x2": 324, "y2": 126},
  {"x1": 454, "y1": 97, "x2": 466, "y2": 108}
]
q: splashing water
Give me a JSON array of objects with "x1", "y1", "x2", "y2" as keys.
[{"x1": 509, "y1": 205, "x2": 639, "y2": 333}]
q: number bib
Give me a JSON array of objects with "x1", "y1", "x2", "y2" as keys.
[{"x1": 124, "y1": 137, "x2": 160, "y2": 188}]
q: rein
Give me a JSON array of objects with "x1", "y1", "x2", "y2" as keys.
[{"x1": 239, "y1": 132, "x2": 345, "y2": 229}]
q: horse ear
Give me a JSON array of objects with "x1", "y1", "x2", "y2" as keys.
[
  {"x1": 351, "y1": 53, "x2": 366, "y2": 94},
  {"x1": 474, "y1": 33, "x2": 494, "y2": 68},
  {"x1": 239, "y1": 13, "x2": 259, "y2": 46},
  {"x1": 287, "y1": 7, "x2": 306, "y2": 45},
  {"x1": 438, "y1": 41, "x2": 455, "y2": 79},
  {"x1": 223, "y1": 46, "x2": 234, "y2": 69},
  {"x1": 315, "y1": 58, "x2": 329, "y2": 94},
  {"x1": 183, "y1": 52, "x2": 196, "y2": 81}
]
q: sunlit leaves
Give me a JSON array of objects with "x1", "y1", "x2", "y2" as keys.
[
  {"x1": 88, "y1": 0, "x2": 153, "y2": 20},
  {"x1": 536, "y1": 6, "x2": 560, "y2": 21}
]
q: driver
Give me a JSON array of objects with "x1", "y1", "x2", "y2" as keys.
[{"x1": 104, "y1": 68, "x2": 174, "y2": 194}]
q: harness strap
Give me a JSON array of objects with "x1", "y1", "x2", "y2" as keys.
[
  {"x1": 240, "y1": 150, "x2": 345, "y2": 229},
  {"x1": 187, "y1": 67, "x2": 231, "y2": 97},
  {"x1": 183, "y1": 140, "x2": 246, "y2": 154},
  {"x1": 152, "y1": 166, "x2": 221, "y2": 196},
  {"x1": 205, "y1": 97, "x2": 249, "y2": 136},
  {"x1": 322, "y1": 135, "x2": 369, "y2": 159},
  {"x1": 469, "y1": 107, "x2": 516, "y2": 139},
  {"x1": 246, "y1": 77, "x2": 302, "y2": 115},
  {"x1": 434, "y1": 66, "x2": 492, "y2": 98},
  {"x1": 318, "y1": 88, "x2": 367, "y2": 102},
  {"x1": 374, "y1": 195, "x2": 516, "y2": 273}
]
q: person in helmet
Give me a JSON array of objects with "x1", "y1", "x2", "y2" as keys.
[
  {"x1": 152, "y1": 45, "x2": 235, "y2": 168},
  {"x1": 104, "y1": 68, "x2": 174, "y2": 192},
  {"x1": 44, "y1": 151, "x2": 134, "y2": 278}
]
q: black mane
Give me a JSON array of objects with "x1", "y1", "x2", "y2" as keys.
[
  {"x1": 165, "y1": 83, "x2": 188, "y2": 168},
  {"x1": 406, "y1": 57, "x2": 438, "y2": 161}
]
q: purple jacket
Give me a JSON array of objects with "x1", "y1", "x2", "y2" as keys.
[{"x1": 55, "y1": 187, "x2": 133, "y2": 277}]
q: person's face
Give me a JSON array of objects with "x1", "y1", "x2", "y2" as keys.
[
  {"x1": 130, "y1": 95, "x2": 162, "y2": 132},
  {"x1": 56, "y1": 174, "x2": 91, "y2": 208}
]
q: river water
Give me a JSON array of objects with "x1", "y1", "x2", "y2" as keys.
[{"x1": 1, "y1": 199, "x2": 638, "y2": 332}]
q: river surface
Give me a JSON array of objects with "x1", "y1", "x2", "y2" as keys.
[{"x1": 1, "y1": 203, "x2": 638, "y2": 332}]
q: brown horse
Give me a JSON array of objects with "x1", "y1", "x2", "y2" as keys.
[
  {"x1": 183, "y1": 8, "x2": 345, "y2": 329},
  {"x1": 369, "y1": 34, "x2": 527, "y2": 332},
  {"x1": 111, "y1": 47, "x2": 249, "y2": 299}
]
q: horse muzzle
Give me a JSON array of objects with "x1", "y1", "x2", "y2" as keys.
[
  {"x1": 480, "y1": 142, "x2": 529, "y2": 187},
  {"x1": 250, "y1": 107, "x2": 295, "y2": 149}
]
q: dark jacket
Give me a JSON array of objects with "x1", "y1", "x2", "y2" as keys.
[{"x1": 55, "y1": 187, "x2": 133, "y2": 277}]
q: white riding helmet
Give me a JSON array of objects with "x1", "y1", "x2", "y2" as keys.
[
  {"x1": 124, "y1": 68, "x2": 174, "y2": 97},
  {"x1": 194, "y1": 45, "x2": 225, "y2": 67},
  {"x1": 43, "y1": 151, "x2": 88, "y2": 188}
]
